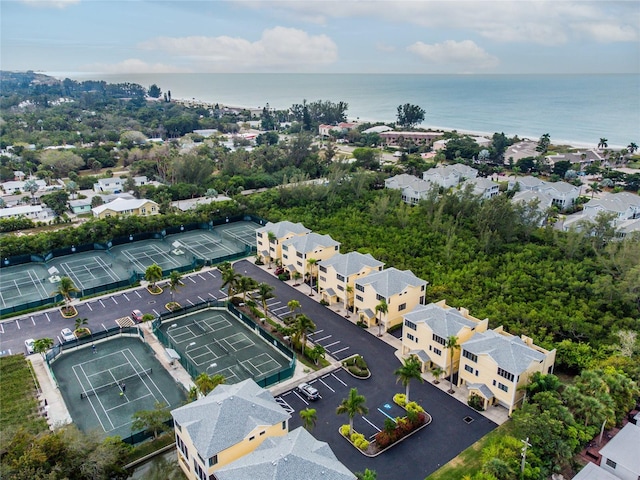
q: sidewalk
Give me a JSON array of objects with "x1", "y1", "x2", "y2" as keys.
[{"x1": 28, "y1": 352, "x2": 72, "y2": 429}]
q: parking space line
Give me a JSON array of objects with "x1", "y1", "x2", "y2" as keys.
[
  {"x1": 16, "y1": 320, "x2": 20, "y2": 330},
  {"x1": 100, "y1": 300, "x2": 106, "y2": 308},
  {"x1": 45, "y1": 312, "x2": 51, "y2": 322},
  {"x1": 123, "y1": 293, "x2": 130, "y2": 301},
  {"x1": 207, "y1": 271, "x2": 217, "y2": 278},
  {"x1": 153, "y1": 309, "x2": 160, "y2": 316},
  {"x1": 188, "y1": 277, "x2": 196, "y2": 284},
  {"x1": 187, "y1": 299, "x2": 195, "y2": 306},
  {"x1": 331, "y1": 373, "x2": 347, "y2": 386},
  {"x1": 315, "y1": 335, "x2": 332, "y2": 342},
  {"x1": 208, "y1": 293, "x2": 217, "y2": 299},
  {"x1": 292, "y1": 390, "x2": 309, "y2": 406},
  {"x1": 324, "y1": 340, "x2": 340, "y2": 348},
  {"x1": 318, "y1": 378, "x2": 335, "y2": 392},
  {"x1": 0, "y1": 323, "x2": 4, "y2": 333},
  {"x1": 198, "y1": 274, "x2": 206, "y2": 281},
  {"x1": 332, "y1": 346, "x2": 350, "y2": 355},
  {"x1": 198, "y1": 296, "x2": 206, "y2": 302},
  {"x1": 218, "y1": 290, "x2": 227, "y2": 297},
  {"x1": 87, "y1": 303, "x2": 93, "y2": 311},
  {"x1": 308, "y1": 329, "x2": 323, "y2": 336},
  {"x1": 56, "y1": 335, "x2": 61, "y2": 344},
  {"x1": 31, "y1": 316, "x2": 35, "y2": 325},
  {"x1": 102, "y1": 323, "x2": 108, "y2": 331},
  {"x1": 275, "y1": 396, "x2": 295, "y2": 414},
  {"x1": 112, "y1": 297, "x2": 118, "y2": 304},
  {"x1": 377, "y1": 408, "x2": 397, "y2": 422},
  {"x1": 134, "y1": 291, "x2": 142, "y2": 298},
  {"x1": 361, "y1": 416, "x2": 381, "y2": 432}
]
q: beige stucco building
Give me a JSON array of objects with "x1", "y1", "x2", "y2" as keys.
[
  {"x1": 318, "y1": 251, "x2": 384, "y2": 311},
  {"x1": 401, "y1": 300, "x2": 489, "y2": 375},
  {"x1": 353, "y1": 267, "x2": 428, "y2": 330},
  {"x1": 255, "y1": 221, "x2": 310, "y2": 266},
  {"x1": 281, "y1": 232, "x2": 340, "y2": 278}
]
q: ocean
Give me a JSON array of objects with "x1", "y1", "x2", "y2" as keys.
[{"x1": 61, "y1": 73, "x2": 639, "y2": 148}]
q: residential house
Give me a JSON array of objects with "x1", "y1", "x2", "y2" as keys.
[
  {"x1": 401, "y1": 301, "x2": 489, "y2": 375},
  {"x1": 457, "y1": 327, "x2": 556, "y2": 415},
  {"x1": 515, "y1": 176, "x2": 546, "y2": 192},
  {"x1": 511, "y1": 190, "x2": 554, "y2": 226},
  {"x1": 68, "y1": 198, "x2": 93, "y2": 215},
  {"x1": 461, "y1": 177, "x2": 500, "y2": 199},
  {"x1": 214, "y1": 427, "x2": 355, "y2": 480},
  {"x1": 1, "y1": 178, "x2": 46, "y2": 195},
  {"x1": 318, "y1": 122, "x2": 358, "y2": 137},
  {"x1": 0, "y1": 204, "x2": 49, "y2": 221},
  {"x1": 255, "y1": 221, "x2": 311, "y2": 267},
  {"x1": 92, "y1": 175, "x2": 148, "y2": 193},
  {"x1": 546, "y1": 150, "x2": 602, "y2": 170},
  {"x1": 318, "y1": 251, "x2": 384, "y2": 309},
  {"x1": 538, "y1": 181, "x2": 580, "y2": 210},
  {"x1": 562, "y1": 192, "x2": 640, "y2": 233},
  {"x1": 504, "y1": 140, "x2": 539, "y2": 163},
  {"x1": 402, "y1": 178, "x2": 436, "y2": 205},
  {"x1": 384, "y1": 174, "x2": 419, "y2": 191},
  {"x1": 91, "y1": 197, "x2": 159, "y2": 219},
  {"x1": 354, "y1": 267, "x2": 428, "y2": 330},
  {"x1": 571, "y1": 462, "x2": 619, "y2": 480},
  {"x1": 379, "y1": 131, "x2": 442, "y2": 146},
  {"x1": 13, "y1": 171, "x2": 25, "y2": 181},
  {"x1": 597, "y1": 422, "x2": 640, "y2": 480},
  {"x1": 423, "y1": 164, "x2": 478, "y2": 189},
  {"x1": 171, "y1": 379, "x2": 290, "y2": 480},
  {"x1": 281, "y1": 232, "x2": 340, "y2": 279}
]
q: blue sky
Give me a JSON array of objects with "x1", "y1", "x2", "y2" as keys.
[{"x1": 1, "y1": 0, "x2": 638, "y2": 75}]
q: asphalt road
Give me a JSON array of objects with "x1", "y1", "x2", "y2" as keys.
[{"x1": 1, "y1": 259, "x2": 496, "y2": 479}]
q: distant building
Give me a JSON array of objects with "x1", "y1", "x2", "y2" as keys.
[
  {"x1": 93, "y1": 176, "x2": 148, "y2": 193},
  {"x1": 318, "y1": 251, "x2": 384, "y2": 308},
  {"x1": 255, "y1": 221, "x2": 311, "y2": 266},
  {"x1": 563, "y1": 191, "x2": 640, "y2": 233},
  {"x1": 423, "y1": 164, "x2": 478, "y2": 189},
  {"x1": 0, "y1": 204, "x2": 49, "y2": 220},
  {"x1": 68, "y1": 199, "x2": 93, "y2": 215},
  {"x1": 91, "y1": 197, "x2": 159, "y2": 219},
  {"x1": 379, "y1": 131, "x2": 442, "y2": 146},
  {"x1": 461, "y1": 177, "x2": 500, "y2": 199}
]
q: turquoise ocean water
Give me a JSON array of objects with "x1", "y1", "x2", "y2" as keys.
[{"x1": 65, "y1": 73, "x2": 639, "y2": 148}]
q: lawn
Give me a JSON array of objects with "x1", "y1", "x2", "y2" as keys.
[{"x1": 0, "y1": 355, "x2": 49, "y2": 444}]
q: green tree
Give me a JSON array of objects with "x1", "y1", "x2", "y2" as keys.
[
  {"x1": 145, "y1": 456, "x2": 184, "y2": 480},
  {"x1": 39, "y1": 149, "x2": 84, "y2": 177},
  {"x1": 220, "y1": 265, "x2": 241, "y2": 298},
  {"x1": 344, "y1": 284, "x2": 353, "y2": 317},
  {"x1": 74, "y1": 317, "x2": 88, "y2": 332},
  {"x1": 396, "y1": 103, "x2": 426, "y2": 128},
  {"x1": 147, "y1": 84, "x2": 162, "y2": 98},
  {"x1": 294, "y1": 314, "x2": 315, "y2": 354},
  {"x1": 306, "y1": 258, "x2": 318, "y2": 295},
  {"x1": 445, "y1": 335, "x2": 460, "y2": 394},
  {"x1": 169, "y1": 270, "x2": 183, "y2": 303},
  {"x1": 257, "y1": 282, "x2": 275, "y2": 320},
  {"x1": 41, "y1": 190, "x2": 70, "y2": 216},
  {"x1": 237, "y1": 275, "x2": 257, "y2": 303},
  {"x1": 356, "y1": 469, "x2": 378, "y2": 480},
  {"x1": 299, "y1": 408, "x2": 317, "y2": 431},
  {"x1": 536, "y1": 133, "x2": 551, "y2": 154},
  {"x1": 23, "y1": 179, "x2": 39, "y2": 205},
  {"x1": 33, "y1": 337, "x2": 54, "y2": 356},
  {"x1": 394, "y1": 356, "x2": 424, "y2": 402},
  {"x1": 131, "y1": 401, "x2": 171, "y2": 439},
  {"x1": 266, "y1": 231, "x2": 277, "y2": 267},
  {"x1": 375, "y1": 298, "x2": 388, "y2": 337},
  {"x1": 194, "y1": 372, "x2": 225, "y2": 397},
  {"x1": 65, "y1": 180, "x2": 78, "y2": 199},
  {"x1": 144, "y1": 263, "x2": 163, "y2": 292},
  {"x1": 598, "y1": 137, "x2": 608, "y2": 149},
  {"x1": 431, "y1": 366, "x2": 444, "y2": 384},
  {"x1": 51, "y1": 276, "x2": 79, "y2": 312},
  {"x1": 627, "y1": 141, "x2": 638, "y2": 154},
  {"x1": 336, "y1": 387, "x2": 368, "y2": 436},
  {"x1": 309, "y1": 344, "x2": 326, "y2": 365}
]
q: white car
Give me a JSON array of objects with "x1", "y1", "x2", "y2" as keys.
[
  {"x1": 61, "y1": 328, "x2": 76, "y2": 343},
  {"x1": 297, "y1": 382, "x2": 320, "y2": 401},
  {"x1": 24, "y1": 338, "x2": 35, "y2": 354}
]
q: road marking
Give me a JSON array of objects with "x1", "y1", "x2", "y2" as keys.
[
  {"x1": 100, "y1": 300, "x2": 106, "y2": 308},
  {"x1": 198, "y1": 274, "x2": 206, "y2": 281},
  {"x1": 45, "y1": 312, "x2": 51, "y2": 322},
  {"x1": 292, "y1": 390, "x2": 309, "y2": 406},
  {"x1": 207, "y1": 271, "x2": 217, "y2": 278},
  {"x1": 187, "y1": 299, "x2": 195, "y2": 306},
  {"x1": 318, "y1": 378, "x2": 335, "y2": 392},
  {"x1": 275, "y1": 397, "x2": 295, "y2": 414},
  {"x1": 87, "y1": 303, "x2": 93, "y2": 311},
  {"x1": 123, "y1": 293, "x2": 130, "y2": 301},
  {"x1": 16, "y1": 320, "x2": 20, "y2": 330},
  {"x1": 56, "y1": 335, "x2": 62, "y2": 344},
  {"x1": 218, "y1": 290, "x2": 227, "y2": 297},
  {"x1": 102, "y1": 323, "x2": 108, "y2": 331},
  {"x1": 31, "y1": 316, "x2": 36, "y2": 325},
  {"x1": 208, "y1": 293, "x2": 217, "y2": 299},
  {"x1": 377, "y1": 408, "x2": 397, "y2": 422},
  {"x1": 361, "y1": 415, "x2": 381, "y2": 432},
  {"x1": 309, "y1": 329, "x2": 324, "y2": 336},
  {"x1": 112, "y1": 297, "x2": 118, "y2": 304},
  {"x1": 332, "y1": 346, "x2": 350, "y2": 355},
  {"x1": 0, "y1": 323, "x2": 4, "y2": 333},
  {"x1": 188, "y1": 277, "x2": 196, "y2": 284},
  {"x1": 315, "y1": 335, "x2": 332, "y2": 342},
  {"x1": 153, "y1": 309, "x2": 160, "y2": 316},
  {"x1": 331, "y1": 373, "x2": 347, "y2": 386},
  {"x1": 134, "y1": 291, "x2": 142, "y2": 298},
  {"x1": 198, "y1": 296, "x2": 206, "y2": 303},
  {"x1": 324, "y1": 340, "x2": 340, "y2": 348}
]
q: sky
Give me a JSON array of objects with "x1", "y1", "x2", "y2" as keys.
[{"x1": 1, "y1": 0, "x2": 639, "y2": 75}]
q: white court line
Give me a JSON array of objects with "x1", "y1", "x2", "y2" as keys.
[
  {"x1": 122, "y1": 349, "x2": 170, "y2": 406},
  {"x1": 78, "y1": 363, "x2": 115, "y2": 430},
  {"x1": 318, "y1": 378, "x2": 335, "y2": 392},
  {"x1": 134, "y1": 291, "x2": 142, "y2": 298},
  {"x1": 72, "y1": 365, "x2": 108, "y2": 432},
  {"x1": 105, "y1": 392, "x2": 154, "y2": 413},
  {"x1": 324, "y1": 341, "x2": 340, "y2": 348},
  {"x1": 332, "y1": 346, "x2": 350, "y2": 355},
  {"x1": 331, "y1": 373, "x2": 348, "y2": 386},
  {"x1": 45, "y1": 313, "x2": 51, "y2": 322},
  {"x1": 361, "y1": 416, "x2": 381, "y2": 432}
]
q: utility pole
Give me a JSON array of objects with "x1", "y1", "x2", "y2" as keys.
[{"x1": 521, "y1": 437, "x2": 531, "y2": 478}]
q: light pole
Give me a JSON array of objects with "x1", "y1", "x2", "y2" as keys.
[
  {"x1": 520, "y1": 437, "x2": 531, "y2": 478},
  {"x1": 206, "y1": 363, "x2": 218, "y2": 374},
  {"x1": 185, "y1": 341, "x2": 197, "y2": 354}
]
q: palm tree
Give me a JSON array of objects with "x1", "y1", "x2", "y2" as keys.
[
  {"x1": 237, "y1": 275, "x2": 257, "y2": 303},
  {"x1": 194, "y1": 372, "x2": 225, "y2": 396},
  {"x1": 299, "y1": 408, "x2": 317, "y2": 431},
  {"x1": 375, "y1": 299, "x2": 388, "y2": 337},
  {"x1": 66, "y1": 180, "x2": 78, "y2": 199},
  {"x1": 266, "y1": 231, "x2": 276, "y2": 268},
  {"x1": 336, "y1": 387, "x2": 368, "y2": 436},
  {"x1": 445, "y1": 335, "x2": 460, "y2": 394},
  {"x1": 306, "y1": 258, "x2": 318, "y2": 295},
  {"x1": 257, "y1": 282, "x2": 275, "y2": 320},
  {"x1": 220, "y1": 266, "x2": 241, "y2": 298},
  {"x1": 51, "y1": 276, "x2": 79, "y2": 313},
  {"x1": 294, "y1": 314, "x2": 316, "y2": 354},
  {"x1": 431, "y1": 366, "x2": 444, "y2": 384},
  {"x1": 23, "y1": 179, "x2": 39, "y2": 205},
  {"x1": 394, "y1": 356, "x2": 423, "y2": 402},
  {"x1": 588, "y1": 182, "x2": 602, "y2": 198},
  {"x1": 292, "y1": 271, "x2": 302, "y2": 286},
  {"x1": 627, "y1": 142, "x2": 638, "y2": 154},
  {"x1": 287, "y1": 299, "x2": 301, "y2": 320},
  {"x1": 309, "y1": 344, "x2": 326, "y2": 365},
  {"x1": 145, "y1": 264, "x2": 163, "y2": 292},
  {"x1": 74, "y1": 317, "x2": 88, "y2": 334},
  {"x1": 169, "y1": 270, "x2": 183, "y2": 304},
  {"x1": 33, "y1": 338, "x2": 53, "y2": 357},
  {"x1": 356, "y1": 469, "x2": 377, "y2": 480},
  {"x1": 344, "y1": 285, "x2": 353, "y2": 317},
  {"x1": 598, "y1": 137, "x2": 608, "y2": 149}
]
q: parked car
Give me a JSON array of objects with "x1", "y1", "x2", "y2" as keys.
[
  {"x1": 24, "y1": 338, "x2": 35, "y2": 354},
  {"x1": 131, "y1": 309, "x2": 143, "y2": 322},
  {"x1": 274, "y1": 266, "x2": 285, "y2": 276},
  {"x1": 61, "y1": 328, "x2": 76, "y2": 343},
  {"x1": 297, "y1": 382, "x2": 320, "y2": 401}
]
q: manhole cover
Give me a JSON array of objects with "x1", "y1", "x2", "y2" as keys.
[{"x1": 463, "y1": 416, "x2": 474, "y2": 424}]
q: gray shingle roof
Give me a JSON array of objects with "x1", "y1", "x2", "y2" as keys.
[
  {"x1": 467, "y1": 383, "x2": 494, "y2": 400},
  {"x1": 403, "y1": 303, "x2": 480, "y2": 338},
  {"x1": 214, "y1": 427, "x2": 356, "y2": 480},
  {"x1": 354, "y1": 267, "x2": 427, "y2": 298},
  {"x1": 571, "y1": 462, "x2": 619, "y2": 480},
  {"x1": 461, "y1": 330, "x2": 546, "y2": 376},
  {"x1": 256, "y1": 221, "x2": 310, "y2": 238},
  {"x1": 282, "y1": 232, "x2": 340, "y2": 254},
  {"x1": 171, "y1": 379, "x2": 290, "y2": 459},
  {"x1": 598, "y1": 423, "x2": 640, "y2": 474},
  {"x1": 318, "y1": 251, "x2": 384, "y2": 277}
]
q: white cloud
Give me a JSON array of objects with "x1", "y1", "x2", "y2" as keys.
[
  {"x1": 20, "y1": 0, "x2": 79, "y2": 8},
  {"x1": 408, "y1": 40, "x2": 499, "y2": 70},
  {"x1": 81, "y1": 59, "x2": 189, "y2": 74},
  {"x1": 571, "y1": 22, "x2": 638, "y2": 43},
  {"x1": 138, "y1": 27, "x2": 338, "y2": 72}
]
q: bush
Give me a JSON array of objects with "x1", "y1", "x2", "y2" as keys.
[
  {"x1": 358, "y1": 439, "x2": 369, "y2": 451},
  {"x1": 351, "y1": 432, "x2": 365, "y2": 444},
  {"x1": 393, "y1": 393, "x2": 407, "y2": 406},
  {"x1": 405, "y1": 401, "x2": 424, "y2": 413},
  {"x1": 319, "y1": 299, "x2": 329, "y2": 306},
  {"x1": 468, "y1": 394, "x2": 485, "y2": 411},
  {"x1": 340, "y1": 424, "x2": 350, "y2": 437}
]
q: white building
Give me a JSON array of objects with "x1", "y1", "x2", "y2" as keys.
[
  {"x1": 93, "y1": 176, "x2": 148, "y2": 193},
  {"x1": 423, "y1": 164, "x2": 478, "y2": 189}
]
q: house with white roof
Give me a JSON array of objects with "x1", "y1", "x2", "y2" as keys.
[
  {"x1": 461, "y1": 177, "x2": 500, "y2": 199},
  {"x1": 361, "y1": 125, "x2": 392, "y2": 134},
  {"x1": 92, "y1": 176, "x2": 148, "y2": 193},
  {"x1": 281, "y1": 232, "x2": 340, "y2": 278},
  {"x1": 515, "y1": 176, "x2": 546, "y2": 191},
  {"x1": 402, "y1": 178, "x2": 436, "y2": 205},
  {"x1": 255, "y1": 221, "x2": 311, "y2": 267},
  {"x1": 423, "y1": 164, "x2": 478, "y2": 189},
  {"x1": 457, "y1": 327, "x2": 556, "y2": 415},
  {"x1": 318, "y1": 251, "x2": 384, "y2": 310},
  {"x1": 380, "y1": 131, "x2": 442, "y2": 146},
  {"x1": 538, "y1": 181, "x2": 580, "y2": 210},
  {"x1": 0, "y1": 204, "x2": 50, "y2": 221},
  {"x1": 504, "y1": 140, "x2": 538, "y2": 162},
  {"x1": 1, "y1": 178, "x2": 46, "y2": 195},
  {"x1": 562, "y1": 192, "x2": 640, "y2": 233},
  {"x1": 354, "y1": 267, "x2": 428, "y2": 330},
  {"x1": 91, "y1": 197, "x2": 159, "y2": 219},
  {"x1": 171, "y1": 379, "x2": 290, "y2": 480},
  {"x1": 572, "y1": 462, "x2": 619, "y2": 480},
  {"x1": 384, "y1": 173, "x2": 419, "y2": 191},
  {"x1": 401, "y1": 300, "x2": 489, "y2": 375},
  {"x1": 597, "y1": 422, "x2": 640, "y2": 480},
  {"x1": 214, "y1": 427, "x2": 355, "y2": 480}
]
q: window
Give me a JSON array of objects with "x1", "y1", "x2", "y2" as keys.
[
  {"x1": 433, "y1": 347, "x2": 442, "y2": 356},
  {"x1": 407, "y1": 333, "x2": 415, "y2": 341},
  {"x1": 193, "y1": 459, "x2": 206, "y2": 480},
  {"x1": 337, "y1": 285, "x2": 344, "y2": 291},
  {"x1": 297, "y1": 261, "x2": 302, "y2": 267},
  {"x1": 464, "y1": 364, "x2": 474, "y2": 373},
  {"x1": 319, "y1": 266, "x2": 327, "y2": 273},
  {"x1": 497, "y1": 368, "x2": 515, "y2": 382},
  {"x1": 141, "y1": 208, "x2": 146, "y2": 214},
  {"x1": 398, "y1": 303, "x2": 407, "y2": 311},
  {"x1": 356, "y1": 284, "x2": 365, "y2": 292},
  {"x1": 497, "y1": 382, "x2": 508, "y2": 392},
  {"x1": 209, "y1": 455, "x2": 218, "y2": 467},
  {"x1": 376, "y1": 294, "x2": 386, "y2": 302},
  {"x1": 336, "y1": 274, "x2": 345, "y2": 282},
  {"x1": 605, "y1": 459, "x2": 617, "y2": 469},
  {"x1": 421, "y1": 285, "x2": 425, "y2": 291},
  {"x1": 319, "y1": 276, "x2": 326, "y2": 282},
  {"x1": 176, "y1": 434, "x2": 189, "y2": 460},
  {"x1": 283, "y1": 254, "x2": 288, "y2": 260},
  {"x1": 282, "y1": 245, "x2": 288, "y2": 251},
  {"x1": 463, "y1": 350, "x2": 477, "y2": 363},
  {"x1": 335, "y1": 245, "x2": 339, "y2": 250},
  {"x1": 258, "y1": 240, "x2": 263, "y2": 246},
  {"x1": 356, "y1": 295, "x2": 364, "y2": 302},
  {"x1": 432, "y1": 334, "x2": 446, "y2": 346},
  {"x1": 260, "y1": 431, "x2": 265, "y2": 436},
  {"x1": 249, "y1": 436, "x2": 255, "y2": 441},
  {"x1": 296, "y1": 252, "x2": 303, "y2": 258},
  {"x1": 405, "y1": 320, "x2": 417, "y2": 330},
  {"x1": 282, "y1": 421, "x2": 286, "y2": 430}
]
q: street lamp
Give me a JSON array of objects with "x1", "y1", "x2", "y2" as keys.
[
  {"x1": 185, "y1": 341, "x2": 197, "y2": 354},
  {"x1": 206, "y1": 363, "x2": 218, "y2": 374}
]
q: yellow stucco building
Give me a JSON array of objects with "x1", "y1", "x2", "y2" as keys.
[
  {"x1": 255, "y1": 221, "x2": 310, "y2": 266},
  {"x1": 91, "y1": 197, "x2": 159, "y2": 219},
  {"x1": 281, "y1": 232, "x2": 340, "y2": 278}
]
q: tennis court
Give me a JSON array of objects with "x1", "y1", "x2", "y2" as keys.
[
  {"x1": 215, "y1": 221, "x2": 261, "y2": 248},
  {"x1": 110, "y1": 239, "x2": 189, "y2": 274},
  {"x1": 160, "y1": 307, "x2": 291, "y2": 384},
  {"x1": 165, "y1": 230, "x2": 243, "y2": 263},
  {"x1": 0, "y1": 264, "x2": 51, "y2": 310},
  {"x1": 51, "y1": 336, "x2": 185, "y2": 440},
  {"x1": 47, "y1": 251, "x2": 131, "y2": 292}
]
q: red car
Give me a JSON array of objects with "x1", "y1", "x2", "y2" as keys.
[
  {"x1": 131, "y1": 310, "x2": 143, "y2": 323},
  {"x1": 274, "y1": 266, "x2": 285, "y2": 275}
]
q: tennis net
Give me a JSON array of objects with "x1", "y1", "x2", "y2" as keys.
[
  {"x1": 193, "y1": 319, "x2": 208, "y2": 333},
  {"x1": 80, "y1": 368, "x2": 152, "y2": 399}
]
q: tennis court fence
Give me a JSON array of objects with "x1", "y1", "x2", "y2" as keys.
[{"x1": 80, "y1": 368, "x2": 152, "y2": 399}]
